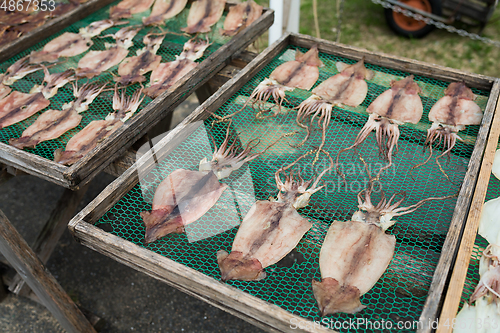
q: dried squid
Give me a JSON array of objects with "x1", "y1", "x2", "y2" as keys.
[
  {"x1": 0, "y1": 84, "x2": 9, "y2": 100},
  {"x1": 454, "y1": 245, "x2": 500, "y2": 333},
  {"x1": 0, "y1": 92, "x2": 50, "y2": 130},
  {"x1": 13, "y1": 10, "x2": 50, "y2": 35},
  {"x1": 221, "y1": 0, "x2": 263, "y2": 36},
  {"x1": 479, "y1": 195, "x2": 500, "y2": 248},
  {"x1": 78, "y1": 19, "x2": 122, "y2": 40},
  {"x1": 312, "y1": 170, "x2": 454, "y2": 315},
  {"x1": 140, "y1": 122, "x2": 273, "y2": 244},
  {"x1": 218, "y1": 150, "x2": 333, "y2": 282},
  {"x1": 109, "y1": 0, "x2": 155, "y2": 19},
  {"x1": 143, "y1": 0, "x2": 188, "y2": 26},
  {"x1": 29, "y1": 19, "x2": 119, "y2": 64},
  {"x1": 115, "y1": 33, "x2": 165, "y2": 84},
  {"x1": 0, "y1": 67, "x2": 74, "y2": 129},
  {"x1": 48, "y1": 2, "x2": 77, "y2": 18},
  {"x1": 414, "y1": 82, "x2": 482, "y2": 178},
  {"x1": 10, "y1": 82, "x2": 106, "y2": 149},
  {"x1": 454, "y1": 172, "x2": 500, "y2": 332},
  {"x1": 215, "y1": 45, "x2": 323, "y2": 123},
  {"x1": 0, "y1": 10, "x2": 30, "y2": 26},
  {"x1": 54, "y1": 85, "x2": 144, "y2": 165},
  {"x1": 336, "y1": 75, "x2": 423, "y2": 177},
  {"x1": 30, "y1": 65, "x2": 75, "y2": 99},
  {"x1": 144, "y1": 37, "x2": 210, "y2": 98},
  {"x1": 294, "y1": 58, "x2": 374, "y2": 152},
  {"x1": 0, "y1": 56, "x2": 41, "y2": 99},
  {"x1": 30, "y1": 32, "x2": 92, "y2": 64},
  {"x1": 76, "y1": 26, "x2": 141, "y2": 79},
  {"x1": 1, "y1": 56, "x2": 41, "y2": 86},
  {"x1": 181, "y1": 0, "x2": 226, "y2": 34}
]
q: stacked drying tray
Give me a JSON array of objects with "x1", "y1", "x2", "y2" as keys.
[
  {"x1": 0, "y1": 0, "x2": 273, "y2": 189},
  {"x1": 68, "y1": 32, "x2": 500, "y2": 333},
  {"x1": 0, "y1": 0, "x2": 115, "y2": 58}
]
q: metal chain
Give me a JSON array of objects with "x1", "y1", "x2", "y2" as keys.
[{"x1": 372, "y1": 0, "x2": 500, "y2": 47}]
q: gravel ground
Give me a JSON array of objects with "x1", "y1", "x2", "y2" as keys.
[{"x1": 0, "y1": 95, "x2": 266, "y2": 333}]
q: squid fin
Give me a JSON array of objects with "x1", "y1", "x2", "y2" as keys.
[
  {"x1": 217, "y1": 250, "x2": 266, "y2": 282},
  {"x1": 365, "y1": 69, "x2": 375, "y2": 80},
  {"x1": 141, "y1": 208, "x2": 185, "y2": 244},
  {"x1": 54, "y1": 149, "x2": 83, "y2": 165},
  {"x1": 9, "y1": 136, "x2": 38, "y2": 149},
  {"x1": 296, "y1": 45, "x2": 323, "y2": 67},
  {"x1": 29, "y1": 51, "x2": 59, "y2": 64},
  {"x1": 336, "y1": 61, "x2": 349, "y2": 72},
  {"x1": 312, "y1": 277, "x2": 365, "y2": 316}
]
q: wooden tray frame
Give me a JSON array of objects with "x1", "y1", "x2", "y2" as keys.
[
  {"x1": 68, "y1": 33, "x2": 500, "y2": 332},
  {"x1": 0, "y1": 3, "x2": 274, "y2": 189}
]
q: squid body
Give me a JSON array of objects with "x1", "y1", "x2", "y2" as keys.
[
  {"x1": 313, "y1": 181, "x2": 452, "y2": 315},
  {"x1": 218, "y1": 151, "x2": 332, "y2": 281},
  {"x1": 295, "y1": 58, "x2": 374, "y2": 150},
  {"x1": 336, "y1": 75, "x2": 423, "y2": 176},
  {"x1": 140, "y1": 123, "x2": 269, "y2": 244}
]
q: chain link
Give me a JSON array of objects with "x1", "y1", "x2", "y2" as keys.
[{"x1": 372, "y1": 0, "x2": 500, "y2": 47}]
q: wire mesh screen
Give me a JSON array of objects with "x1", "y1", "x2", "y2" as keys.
[
  {"x1": 94, "y1": 45, "x2": 491, "y2": 332},
  {"x1": 0, "y1": 1, "x2": 231, "y2": 161}
]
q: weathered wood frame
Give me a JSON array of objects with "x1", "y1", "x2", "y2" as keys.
[
  {"x1": 0, "y1": 3, "x2": 274, "y2": 190},
  {"x1": 68, "y1": 33, "x2": 500, "y2": 333}
]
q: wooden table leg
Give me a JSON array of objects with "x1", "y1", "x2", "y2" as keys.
[
  {"x1": 194, "y1": 83, "x2": 214, "y2": 105},
  {"x1": 0, "y1": 210, "x2": 96, "y2": 333},
  {"x1": 8, "y1": 184, "x2": 90, "y2": 297},
  {"x1": 0, "y1": 164, "x2": 13, "y2": 186},
  {"x1": 0, "y1": 277, "x2": 6, "y2": 302}
]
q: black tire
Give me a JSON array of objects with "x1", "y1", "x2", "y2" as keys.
[{"x1": 384, "y1": 0, "x2": 442, "y2": 38}]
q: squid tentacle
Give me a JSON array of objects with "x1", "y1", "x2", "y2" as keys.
[
  {"x1": 336, "y1": 114, "x2": 399, "y2": 183},
  {"x1": 470, "y1": 245, "x2": 500, "y2": 303},
  {"x1": 412, "y1": 123, "x2": 459, "y2": 182},
  {"x1": 274, "y1": 149, "x2": 333, "y2": 207},
  {"x1": 210, "y1": 78, "x2": 292, "y2": 125},
  {"x1": 335, "y1": 114, "x2": 380, "y2": 180},
  {"x1": 202, "y1": 121, "x2": 294, "y2": 179},
  {"x1": 355, "y1": 155, "x2": 457, "y2": 230},
  {"x1": 109, "y1": 84, "x2": 145, "y2": 121},
  {"x1": 293, "y1": 97, "x2": 333, "y2": 153}
]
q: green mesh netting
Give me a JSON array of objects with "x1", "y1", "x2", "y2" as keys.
[
  {"x1": 0, "y1": 1, "x2": 231, "y2": 161},
  {"x1": 94, "y1": 45, "x2": 491, "y2": 332}
]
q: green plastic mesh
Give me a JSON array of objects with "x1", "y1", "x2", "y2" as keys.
[
  {"x1": 95, "y1": 45, "x2": 491, "y2": 332},
  {"x1": 0, "y1": 1, "x2": 231, "y2": 161}
]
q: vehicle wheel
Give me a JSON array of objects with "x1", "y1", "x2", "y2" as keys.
[{"x1": 384, "y1": 0, "x2": 442, "y2": 38}]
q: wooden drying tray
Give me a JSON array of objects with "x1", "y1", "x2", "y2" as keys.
[
  {"x1": 0, "y1": 0, "x2": 117, "y2": 63},
  {"x1": 0, "y1": 3, "x2": 274, "y2": 190},
  {"x1": 68, "y1": 32, "x2": 500, "y2": 333},
  {"x1": 437, "y1": 82, "x2": 500, "y2": 331}
]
